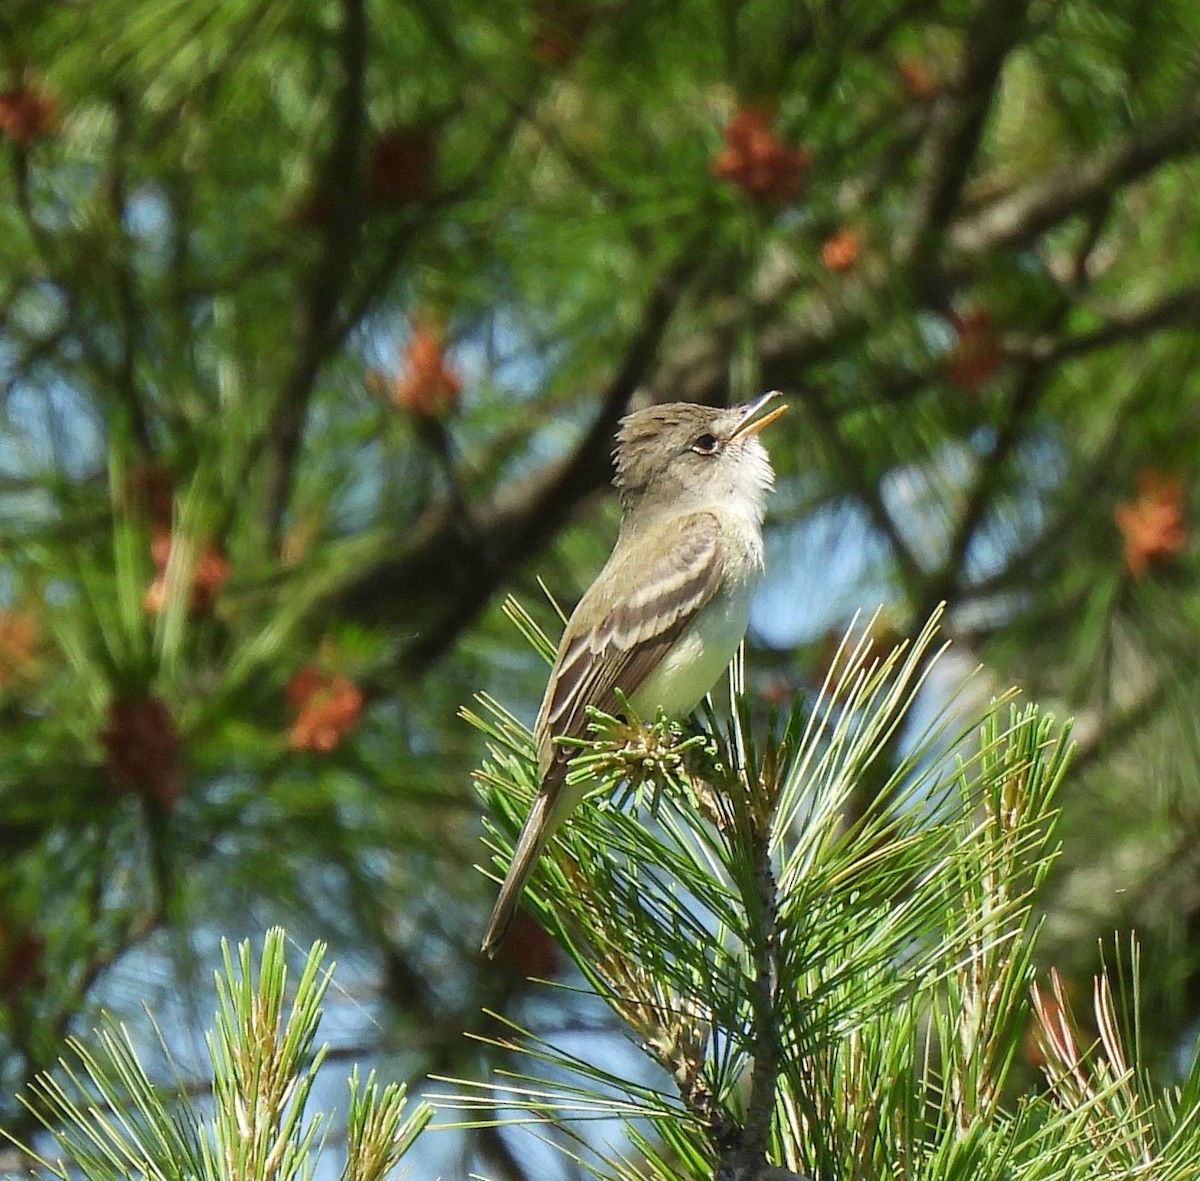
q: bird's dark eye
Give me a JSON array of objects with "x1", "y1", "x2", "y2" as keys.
[{"x1": 691, "y1": 432, "x2": 720, "y2": 455}]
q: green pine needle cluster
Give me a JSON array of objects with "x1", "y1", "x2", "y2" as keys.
[
  {"x1": 452, "y1": 610, "x2": 1200, "y2": 1180},
  {"x1": 5, "y1": 929, "x2": 430, "y2": 1181},
  {"x1": 9, "y1": 612, "x2": 1200, "y2": 1181}
]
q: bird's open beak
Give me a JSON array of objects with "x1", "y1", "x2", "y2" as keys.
[{"x1": 730, "y1": 390, "x2": 788, "y2": 440}]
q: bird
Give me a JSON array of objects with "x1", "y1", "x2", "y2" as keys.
[{"x1": 481, "y1": 393, "x2": 786, "y2": 957}]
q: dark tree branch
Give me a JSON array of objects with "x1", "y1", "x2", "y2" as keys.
[
  {"x1": 831, "y1": 105, "x2": 933, "y2": 221},
  {"x1": 104, "y1": 92, "x2": 154, "y2": 454},
  {"x1": 0, "y1": 322, "x2": 71, "y2": 404},
  {"x1": 823, "y1": 303, "x2": 1077, "y2": 816},
  {"x1": 10, "y1": 146, "x2": 55, "y2": 263},
  {"x1": 958, "y1": 378, "x2": 1150, "y2": 608},
  {"x1": 713, "y1": 749, "x2": 812, "y2": 1181},
  {"x1": 607, "y1": 89, "x2": 1200, "y2": 484},
  {"x1": 950, "y1": 89, "x2": 1200, "y2": 254},
  {"x1": 800, "y1": 385, "x2": 927, "y2": 597},
  {"x1": 11, "y1": 132, "x2": 156, "y2": 454},
  {"x1": 259, "y1": 0, "x2": 368, "y2": 544},
  {"x1": 331, "y1": 101, "x2": 527, "y2": 347},
  {"x1": 164, "y1": 169, "x2": 199, "y2": 398},
  {"x1": 716, "y1": 835, "x2": 783, "y2": 1180},
  {"x1": 1003, "y1": 281, "x2": 1200, "y2": 363},
  {"x1": 945, "y1": 202, "x2": 1139, "y2": 607},
  {"x1": 0, "y1": 265, "x2": 31, "y2": 337},
  {"x1": 334, "y1": 234, "x2": 710, "y2": 647},
  {"x1": 894, "y1": 0, "x2": 1030, "y2": 274},
  {"x1": 738, "y1": 98, "x2": 1200, "y2": 412},
  {"x1": 913, "y1": 352, "x2": 1051, "y2": 630},
  {"x1": 913, "y1": 201, "x2": 1119, "y2": 618}
]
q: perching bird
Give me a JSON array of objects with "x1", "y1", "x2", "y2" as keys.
[{"x1": 481, "y1": 393, "x2": 786, "y2": 957}]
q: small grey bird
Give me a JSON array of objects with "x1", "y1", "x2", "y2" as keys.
[{"x1": 481, "y1": 393, "x2": 786, "y2": 957}]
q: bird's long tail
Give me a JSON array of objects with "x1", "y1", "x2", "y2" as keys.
[{"x1": 481, "y1": 778, "x2": 574, "y2": 959}]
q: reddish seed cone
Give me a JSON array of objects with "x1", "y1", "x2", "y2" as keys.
[
  {"x1": 710, "y1": 108, "x2": 812, "y2": 206},
  {"x1": 191, "y1": 543, "x2": 232, "y2": 609},
  {"x1": 390, "y1": 320, "x2": 462, "y2": 416},
  {"x1": 143, "y1": 527, "x2": 230, "y2": 616},
  {"x1": 945, "y1": 308, "x2": 1002, "y2": 392},
  {"x1": 367, "y1": 126, "x2": 437, "y2": 206},
  {"x1": 123, "y1": 464, "x2": 175, "y2": 528},
  {"x1": 288, "y1": 189, "x2": 333, "y2": 229},
  {"x1": 531, "y1": 0, "x2": 595, "y2": 66},
  {"x1": 898, "y1": 57, "x2": 941, "y2": 101},
  {"x1": 291, "y1": 125, "x2": 436, "y2": 228},
  {"x1": 0, "y1": 80, "x2": 57, "y2": 145},
  {"x1": 0, "y1": 925, "x2": 45, "y2": 999},
  {"x1": 0, "y1": 610, "x2": 38, "y2": 686},
  {"x1": 1114, "y1": 470, "x2": 1188, "y2": 577},
  {"x1": 821, "y1": 226, "x2": 863, "y2": 271},
  {"x1": 287, "y1": 665, "x2": 364, "y2": 753},
  {"x1": 101, "y1": 694, "x2": 185, "y2": 809}
]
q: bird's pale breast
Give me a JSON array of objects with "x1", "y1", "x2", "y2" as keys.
[{"x1": 629, "y1": 577, "x2": 756, "y2": 719}]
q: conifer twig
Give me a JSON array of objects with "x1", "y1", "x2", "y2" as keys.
[
  {"x1": 712, "y1": 714, "x2": 812, "y2": 1181},
  {"x1": 715, "y1": 842, "x2": 812, "y2": 1181}
]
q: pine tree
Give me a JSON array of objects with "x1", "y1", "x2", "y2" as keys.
[
  {"x1": 13, "y1": 619, "x2": 1200, "y2": 1179},
  {"x1": 2, "y1": 0, "x2": 1200, "y2": 1174}
]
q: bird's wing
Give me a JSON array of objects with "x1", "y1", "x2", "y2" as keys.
[
  {"x1": 534, "y1": 510, "x2": 725, "y2": 776},
  {"x1": 481, "y1": 511, "x2": 725, "y2": 958}
]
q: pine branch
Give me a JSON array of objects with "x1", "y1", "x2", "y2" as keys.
[
  {"x1": 894, "y1": 0, "x2": 1031, "y2": 274},
  {"x1": 1003, "y1": 281, "x2": 1200, "y2": 363},
  {"x1": 714, "y1": 788, "x2": 798, "y2": 1181},
  {"x1": 259, "y1": 0, "x2": 369, "y2": 544},
  {"x1": 103, "y1": 91, "x2": 153, "y2": 455},
  {"x1": 798, "y1": 383, "x2": 927, "y2": 598},
  {"x1": 671, "y1": 96, "x2": 1200, "y2": 427},
  {"x1": 950, "y1": 88, "x2": 1200, "y2": 254},
  {"x1": 6, "y1": 930, "x2": 431, "y2": 1181},
  {"x1": 339, "y1": 234, "x2": 709, "y2": 657},
  {"x1": 445, "y1": 610, "x2": 1200, "y2": 1178}
]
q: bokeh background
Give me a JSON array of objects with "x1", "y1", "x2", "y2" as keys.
[{"x1": 1, "y1": 0, "x2": 1199, "y2": 1176}]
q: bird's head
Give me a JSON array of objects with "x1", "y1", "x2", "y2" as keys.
[{"x1": 613, "y1": 392, "x2": 786, "y2": 525}]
